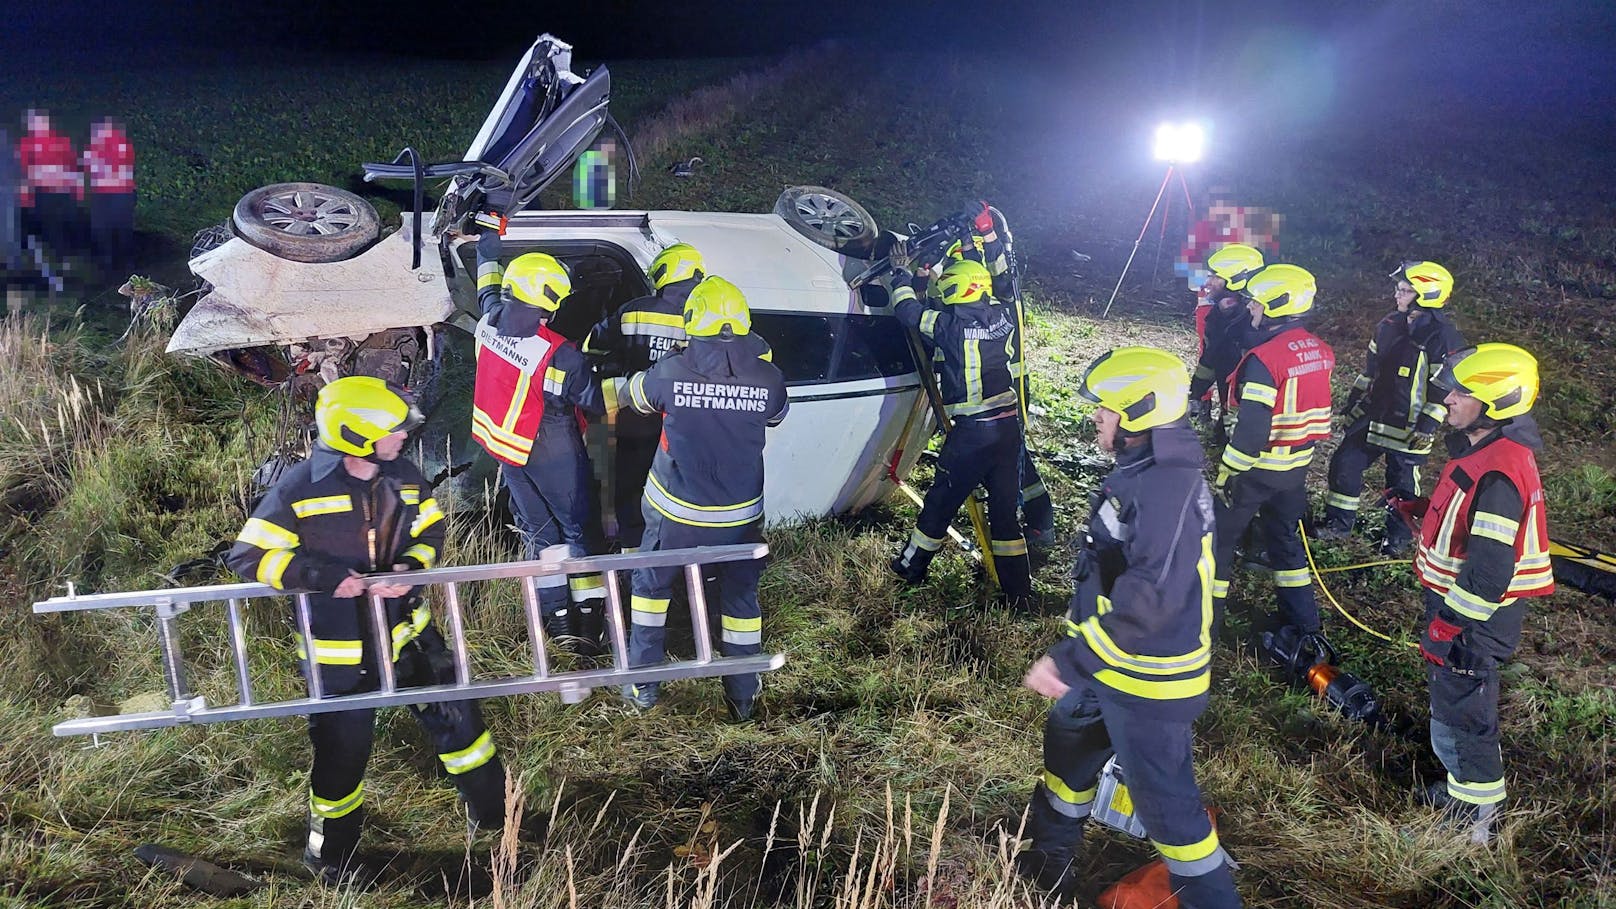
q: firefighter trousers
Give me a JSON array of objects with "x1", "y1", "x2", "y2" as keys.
[
  {"x1": 503, "y1": 435, "x2": 606, "y2": 616},
  {"x1": 1422, "y1": 588, "x2": 1518, "y2": 808},
  {"x1": 612, "y1": 411, "x2": 662, "y2": 552},
  {"x1": 895, "y1": 413, "x2": 1031, "y2": 597},
  {"x1": 1019, "y1": 444, "x2": 1055, "y2": 543},
  {"x1": 627, "y1": 505, "x2": 766, "y2": 703},
  {"x1": 304, "y1": 625, "x2": 504, "y2": 868},
  {"x1": 1212, "y1": 466, "x2": 1317, "y2": 635},
  {"x1": 1027, "y1": 681, "x2": 1241, "y2": 908},
  {"x1": 1323, "y1": 420, "x2": 1425, "y2": 547}
]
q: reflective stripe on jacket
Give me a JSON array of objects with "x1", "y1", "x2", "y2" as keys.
[
  {"x1": 1225, "y1": 325, "x2": 1334, "y2": 471},
  {"x1": 893, "y1": 286, "x2": 1020, "y2": 420}
]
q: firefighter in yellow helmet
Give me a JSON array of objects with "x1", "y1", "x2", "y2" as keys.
[
  {"x1": 617, "y1": 277, "x2": 788, "y2": 720},
  {"x1": 1211, "y1": 264, "x2": 1335, "y2": 659},
  {"x1": 1403, "y1": 343, "x2": 1552, "y2": 844},
  {"x1": 225, "y1": 377, "x2": 505, "y2": 887},
  {"x1": 1189, "y1": 243, "x2": 1265, "y2": 438},
  {"x1": 1318, "y1": 260, "x2": 1467, "y2": 553},
  {"x1": 1018, "y1": 348, "x2": 1241, "y2": 908},
  {"x1": 583, "y1": 243, "x2": 706, "y2": 552},
  {"x1": 469, "y1": 228, "x2": 613, "y2": 653},
  {"x1": 882, "y1": 256, "x2": 1033, "y2": 606}
]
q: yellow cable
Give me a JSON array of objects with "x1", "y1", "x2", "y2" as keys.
[
  {"x1": 1313, "y1": 558, "x2": 1407, "y2": 574},
  {"x1": 1297, "y1": 520, "x2": 1417, "y2": 649}
]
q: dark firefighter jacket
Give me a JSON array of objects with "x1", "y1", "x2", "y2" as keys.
[
  {"x1": 1050, "y1": 422, "x2": 1216, "y2": 720},
  {"x1": 583, "y1": 277, "x2": 699, "y2": 377},
  {"x1": 226, "y1": 445, "x2": 447, "y2": 666},
  {"x1": 623, "y1": 333, "x2": 788, "y2": 527},
  {"x1": 1189, "y1": 294, "x2": 1248, "y2": 400},
  {"x1": 892, "y1": 284, "x2": 1020, "y2": 421},
  {"x1": 1349, "y1": 308, "x2": 1467, "y2": 453}
]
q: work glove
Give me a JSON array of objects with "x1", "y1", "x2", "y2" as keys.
[
  {"x1": 1409, "y1": 430, "x2": 1436, "y2": 452},
  {"x1": 888, "y1": 237, "x2": 912, "y2": 270},
  {"x1": 1189, "y1": 396, "x2": 1213, "y2": 428},
  {"x1": 1383, "y1": 492, "x2": 1430, "y2": 533},
  {"x1": 973, "y1": 201, "x2": 996, "y2": 235},
  {"x1": 1213, "y1": 465, "x2": 1238, "y2": 507},
  {"x1": 886, "y1": 266, "x2": 913, "y2": 290},
  {"x1": 1341, "y1": 391, "x2": 1364, "y2": 422},
  {"x1": 1419, "y1": 615, "x2": 1464, "y2": 666}
]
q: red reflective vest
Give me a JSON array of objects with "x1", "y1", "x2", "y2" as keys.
[
  {"x1": 82, "y1": 130, "x2": 135, "y2": 193},
  {"x1": 471, "y1": 317, "x2": 571, "y2": 467},
  {"x1": 1228, "y1": 326, "x2": 1335, "y2": 467},
  {"x1": 17, "y1": 129, "x2": 80, "y2": 204},
  {"x1": 1415, "y1": 436, "x2": 1554, "y2": 606}
]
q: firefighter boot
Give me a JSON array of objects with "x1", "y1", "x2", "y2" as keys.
[
  {"x1": 574, "y1": 597, "x2": 607, "y2": 657},
  {"x1": 890, "y1": 540, "x2": 939, "y2": 586},
  {"x1": 724, "y1": 695, "x2": 756, "y2": 723},
  {"x1": 544, "y1": 606, "x2": 587, "y2": 654},
  {"x1": 1421, "y1": 782, "x2": 1499, "y2": 845},
  {"x1": 621, "y1": 682, "x2": 659, "y2": 712},
  {"x1": 1015, "y1": 782, "x2": 1086, "y2": 900}
]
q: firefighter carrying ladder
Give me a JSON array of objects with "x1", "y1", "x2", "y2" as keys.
[{"x1": 34, "y1": 544, "x2": 782, "y2": 738}]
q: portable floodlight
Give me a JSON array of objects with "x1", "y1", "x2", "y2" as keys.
[{"x1": 1153, "y1": 121, "x2": 1204, "y2": 164}]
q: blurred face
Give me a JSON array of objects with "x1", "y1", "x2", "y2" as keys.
[
  {"x1": 25, "y1": 111, "x2": 48, "y2": 133},
  {"x1": 1444, "y1": 391, "x2": 1485, "y2": 431},
  {"x1": 1204, "y1": 274, "x2": 1227, "y2": 295},
  {"x1": 372, "y1": 430, "x2": 408, "y2": 461},
  {"x1": 1093, "y1": 406, "x2": 1122, "y2": 453},
  {"x1": 1394, "y1": 280, "x2": 1417, "y2": 313}
]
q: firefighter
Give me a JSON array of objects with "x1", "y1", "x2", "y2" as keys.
[
  {"x1": 81, "y1": 117, "x2": 136, "y2": 276},
  {"x1": 1188, "y1": 243, "x2": 1266, "y2": 437},
  {"x1": 583, "y1": 242, "x2": 706, "y2": 552},
  {"x1": 225, "y1": 377, "x2": 505, "y2": 886},
  {"x1": 1211, "y1": 264, "x2": 1335, "y2": 654},
  {"x1": 617, "y1": 276, "x2": 788, "y2": 720},
  {"x1": 1318, "y1": 261, "x2": 1467, "y2": 553},
  {"x1": 1017, "y1": 347, "x2": 1241, "y2": 908},
  {"x1": 1404, "y1": 343, "x2": 1552, "y2": 844},
  {"x1": 921, "y1": 205, "x2": 1056, "y2": 548},
  {"x1": 469, "y1": 229, "x2": 611, "y2": 653},
  {"x1": 884, "y1": 257, "x2": 1033, "y2": 606},
  {"x1": 16, "y1": 109, "x2": 81, "y2": 259}
]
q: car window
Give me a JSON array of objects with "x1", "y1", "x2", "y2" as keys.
[{"x1": 751, "y1": 313, "x2": 916, "y2": 386}]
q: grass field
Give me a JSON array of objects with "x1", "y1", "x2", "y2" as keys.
[{"x1": 2, "y1": 40, "x2": 1614, "y2": 909}]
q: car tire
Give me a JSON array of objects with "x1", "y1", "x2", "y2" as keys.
[
  {"x1": 232, "y1": 182, "x2": 381, "y2": 263},
  {"x1": 774, "y1": 185, "x2": 879, "y2": 259}
]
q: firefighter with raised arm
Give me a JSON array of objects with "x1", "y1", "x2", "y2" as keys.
[
  {"x1": 1017, "y1": 348, "x2": 1241, "y2": 908},
  {"x1": 1188, "y1": 243, "x2": 1266, "y2": 437},
  {"x1": 1406, "y1": 343, "x2": 1552, "y2": 844},
  {"x1": 617, "y1": 277, "x2": 787, "y2": 721},
  {"x1": 583, "y1": 243, "x2": 705, "y2": 552},
  {"x1": 883, "y1": 257, "x2": 1033, "y2": 607},
  {"x1": 225, "y1": 377, "x2": 505, "y2": 887},
  {"x1": 1210, "y1": 264, "x2": 1335, "y2": 657},
  {"x1": 469, "y1": 228, "x2": 612, "y2": 653},
  {"x1": 1318, "y1": 260, "x2": 1467, "y2": 553}
]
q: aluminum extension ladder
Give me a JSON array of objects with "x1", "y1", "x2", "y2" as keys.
[{"x1": 33, "y1": 544, "x2": 782, "y2": 738}]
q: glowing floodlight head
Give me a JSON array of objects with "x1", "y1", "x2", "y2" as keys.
[{"x1": 1153, "y1": 122, "x2": 1205, "y2": 164}]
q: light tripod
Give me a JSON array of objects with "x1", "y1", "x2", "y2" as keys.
[{"x1": 1103, "y1": 122, "x2": 1204, "y2": 318}]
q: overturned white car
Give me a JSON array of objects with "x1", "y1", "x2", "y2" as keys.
[{"x1": 170, "y1": 34, "x2": 934, "y2": 526}]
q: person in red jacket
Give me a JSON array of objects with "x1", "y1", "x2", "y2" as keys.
[
  {"x1": 17, "y1": 109, "x2": 81, "y2": 258},
  {"x1": 1405, "y1": 343, "x2": 1552, "y2": 845},
  {"x1": 82, "y1": 117, "x2": 136, "y2": 275}
]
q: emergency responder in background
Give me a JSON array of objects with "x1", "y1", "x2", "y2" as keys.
[
  {"x1": 1211, "y1": 264, "x2": 1335, "y2": 655},
  {"x1": 883, "y1": 257, "x2": 1033, "y2": 607},
  {"x1": 1318, "y1": 261, "x2": 1467, "y2": 554},
  {"x1": 1188, "y1": 244, "x2": 1266, "y2": 440},
  {"x1": 17, "y1": 109, "x2": 81, "y2": 259},
  {"x1": 1017, "y1": 347, "x2": 1241, "y2": 908},
  {"x1": 0, "y1": 128, "x2": 22, "y2": 281},
  {"x1": 81, "y1": 117, "x2": 136, "y2": 276},
  {"x1": 469, "y1": 228, "x2": 611, "y2": 654},
  {"x1": 1403, "y1": 343, "x2": 1552, "y2": 844},
  {"x1": 617, "y1": 277, "x2": 787, "y2": 720},
  {"x1": 584, "y1": 242, "x2": 706, "y2": 552},
  {"x1": 225, "y1": 377, "x2": 505, "y2": 887},
  {"x1": 921, "y1": 204, "x2": 1056, "y2": 548}
]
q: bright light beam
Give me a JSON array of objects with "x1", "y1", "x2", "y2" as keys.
[{"x1": 1153, "y1": 121, "x2": 1205, "y2": 164}]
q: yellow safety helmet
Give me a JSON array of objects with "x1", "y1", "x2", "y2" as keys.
[
  {"x1": 1243, "y1": 263, "x2": 1316, "y2": 318},
  {"x1": 684, "y1": 276, "x2": 752, "y2": 338},
  {"x1": 1432, "y1": 343, "x2": 1538, "y2": 420},
  {"x1": 1393, "y1": 260, "x2": 1454, "y2": 309},
  {"x1": 937, "y1": 258, "x2": 993, "y2": 304},
  {"x1": 1206, "y1": 243, "x2": 1265, "y2": 291},
  {"x1": 649, "y1": 243, "x2": 705, "y2": 290},
  {"x1": 314, "y1": 376, "x2": 423, "y2": 457},
  {"x1": 503, "y1": 252, "x2": 571, "y2": 312},
  {"x1": 1076, "y1": 346, "x2": 1190, "y2": 432}
]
